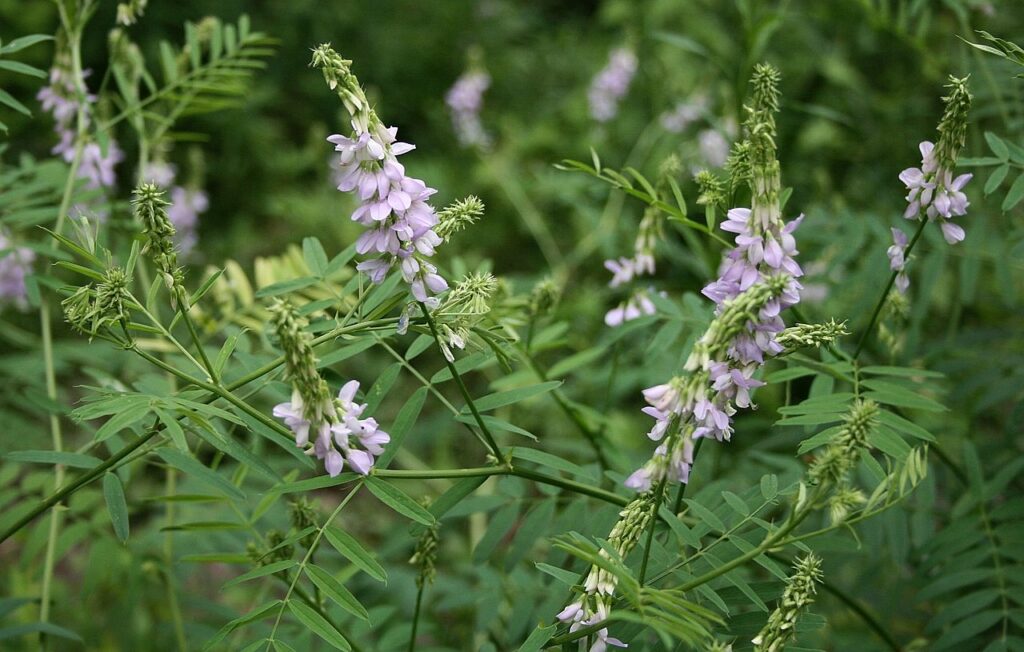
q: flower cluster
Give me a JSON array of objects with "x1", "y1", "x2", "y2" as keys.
[
  {"x1": 604, "y1": 289, "x2": 656, "y2": 327},
  {"x1": 37, "y1": 62, "x2": 123, "y2": 211},
  {"x1": 556, "y1": 494, "x2": 655, "y2": 651},
  {"x1": 899, "y1": 76, "x2": 972, "y2": 245},
  {"x1": 0, "y1": 229, "x2": 35, "y2": 311},
  {"x1": 445, "y1": 70, "x2": 491, "y2": 149},
  {"x1": 270, "y1": 300, "x2": 389, "y2": 477},
  {"x1": 312, "y1": 44, "x2": 449, "y2": 306},
  {"x1": 142, "y1": 162, "x2": 208, "y2": 255},
  {"x1": 659, "y1": 95, "x2": 707, "y2": 133},
  {"x1": 588, "y1": 47, "x2": 637, "y2": 123},
  {"x1": 887, "y1": 227, "x2": 909, "y2": 293},
  {"x1": 698, "y1": 129, "x2": 730, "y2": 169},
  {"x1": 625, "y1": 64, "x2": 801, "y2": 492}
]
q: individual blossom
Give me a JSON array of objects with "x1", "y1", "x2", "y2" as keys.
[
  {"x1": 887, "y1": 227, "x2": 910, "y2": 293},
  {"x1": 0, "y1": 229, "x2": 36, "y2": 311},
  {"x1": 588, "y1": 47, "x2": 637, "y2": 123},
  {"x1": 445, "y1": 69, "x2": 491, "y2": 149},
  {"x1": 899, "y1": 76, "x2": 972, "y2": 244},
  {"x1": 313, "y1": 44, "x2": 449, "y2": 306},
  {"x1": 604, "y1": 289, "x2": 656, "y2": 327}
]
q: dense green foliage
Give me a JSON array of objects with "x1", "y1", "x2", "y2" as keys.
[{"x1": 1, "y1": 1, "x2": 1022, "y2": 651}]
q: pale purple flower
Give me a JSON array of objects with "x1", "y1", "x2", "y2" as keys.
[
  {"x1": 698, "y1": 129, "x2": 730, "y2": 168},
  {"x1": 329, "y1": 122, "x2": 448, "y2": 305},
  {"x1": 660, "y1": 96, "x2": 707, "y2": 133},
  {"x1": 0, "y1": 229, "x2": 35, "y2": 311},
  {"x1": 604, "y1": 290, "x2": 656, "y2": 327},
  {"x1": 274, "y1": 380, "x2": 390, "y2": 478},
  {"x1": 887, "y1": 227, "x2": 910, "y2": 293},
  {"x1": 446, "y1": 70, "x2": 491, "y2": 148},
  {"x1": 167, "y1": 187, "x2": 208, "y2": 255},
  {"x1": 900, "y1": 140, "x2": 971, "y2": 244},
  {"x1": 589, "y1": 48, "x2": 637, "y2": 123}
]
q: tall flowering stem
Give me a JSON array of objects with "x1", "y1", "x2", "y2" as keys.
[
  {"x1": 857, "y1": 76, "x2": 971, "y2": 357},
  {"x1": 311, "y1": 44, "x2": 448, "y2": 307},
  {"x1": 557, "y1": 64, "x2": 803, "y2": 649}
]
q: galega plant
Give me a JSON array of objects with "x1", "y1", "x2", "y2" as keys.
[{"x1": 1, "y1": 3, "x2": 1020, "y2": 652}]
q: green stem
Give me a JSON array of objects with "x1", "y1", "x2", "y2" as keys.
[
  {"x1": 38, "y1": 3, "x2": 90, "y2": 635},
  {"x1": 418, "y1": 303, "x2": 503, "y2": 461},
  {"x1": 636, "y1": 479, "x2": 667, "y2": 585},
  {"x1": 265, "y1": 483, "x2": 363, "y2": 651},
  {"x1": 853, "y1": 218, "x2": 928, "y2": 358},
  {"x1": 408, "y1": 581, "x2": 425, "y2": 652},
  {"x1": 514, "y1": 343, "x2": 609, "y2": 470},
  {"x1": 180, "y1": 298, "x2": 218, "y2": 383}
]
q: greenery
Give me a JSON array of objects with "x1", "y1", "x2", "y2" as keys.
[{"x1": 0, "y1": 1, "x2": 1022, "y2": 650}]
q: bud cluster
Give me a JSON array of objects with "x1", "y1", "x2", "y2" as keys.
[{"x1": 752, "y1": 554, "x2": 823, "y2": 652}]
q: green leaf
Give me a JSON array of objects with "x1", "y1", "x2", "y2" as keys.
[
  {"x1": 254, "y1": 276, "x2": 318, "y2": 298},
  {"x1": 861, "y1": 379, "x2": 945, "y2": 412},
  {"x1": 683, "y1": 498, "x2": 726, "y2": 532},
  {"x1": 156, "y1": 449, "x2": 245, "y2": 501},
  {"x1": 222, "y1": 560, "x2": 296, "y2": 588},
  {"x1": 365, "y1": 476, "x2": 434, "y2": 525},
  {"x1": 1002, "y1": 172, "x2": 1024, "y2": 211},
  {"x1": 985, "y1": 131, "x2": 1010, "y2": 160},
  {"x1": 204, "y1": 601, "x2": 282, "y2": 651},
  {"x1": 94, "y1": 401, "x2": 152, "y2": 442},
  {"x1": 0, "y1": 34, "x2": 53, "y2": 54},
  {"x1": 2, "y1": 450, "x2": 101, "y2": 468},
  {"x1": 287, "y1": 600, "x2": 351, "y2": 651},
  {"x1": 985, "y1": 164, "x2": 1009, "y2": 195},
  {"x1": 429, "y1": 476, "x2": 487, "y2": 520},
  {"x1": 323, "y1": 526, "x2": 387, "y2": 583},
  {"x1": 103, "y1": 473, "x2": 130, "y2": 543},
  {"x1": 867, "y1": 427, "x2": 911, "y2": 460},
  {"x1": 0, "y1": 60, "x2": 46, "y2": 78},
  {"x1": 456, "y1": 414, "x2": 537, "y2": 441},
  {"x1": 759, "y1": 474, "x2": 778, "y2": 501},
  {"x1": 303, "y1": 237, "x2": 329, "y2": 277},
  {"x1": 466, "y1": 381, "x2": 562, "y2": 413},
  {"x1": 0, "y1": 89, "x2": 30, "y2": 116},
  {"x1": 510, "y1": 447, "x2": 585, "y2": 477},
  {"x1": 535, "y1": 562, "x2": 579, "y2": 586},
  {"x1": 877, "y1": 410, "x2": 935, "y2": 442},
  {"x1": 0, "y1": 622, "x2": 81, "y2": 643},
  {"x1": 305, "y1": 564, "x2": 369, "y2": 622},
  {"x1": 518, "y1": 623, "x2": 557, "y2": 651},
  {"x1": 860, "y1": 365, "x2": 944, "y2": 379},
  {"x1": 376, "y1": 386, "x2": 427, "y2": 469},
  {"x1": 316, "y1": 338, "x2": 376, "y2": 368}
]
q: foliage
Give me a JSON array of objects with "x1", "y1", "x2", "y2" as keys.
[{"x1": 0, "y1": 1, "x2": 1022, "y2": 651}]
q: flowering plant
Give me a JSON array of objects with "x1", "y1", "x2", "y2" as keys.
[{"x1": 0, "y1": 3, "x2": 1021, "y2": 652}]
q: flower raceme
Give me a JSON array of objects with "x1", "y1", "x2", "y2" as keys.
[
  {"x1": 38, "y1": 61, "x2": 123, "y2": 209},
  {"x1": 446, "y1": 69, "x2": 491, "y2": 149},
  {"x1": 0, "y1": 229, "x2": 35, "y2": 311},
  {"x1": 588, "y1": 47, "x2": 637, "y2": 123},
  {"x1": 313, "y1": 44, "x2": 449, "y2": 307},
  {"x1": 269, "y1": 300, "x2": 389, "y2": 477},
  {"x1": 899, "y1": 76, "x2": 972, "y2": 245}
]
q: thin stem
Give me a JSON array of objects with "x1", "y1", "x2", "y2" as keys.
[
  {"x1": 38, "y1": 3, "x2": 90, "y2": 634},
  {"x1": 637, "y1": 478, "x2": 667, "y2": 585},
  {"x1": 408, "y1": 581, "x2": 425, "y2": 652},
  {"x1": 514, "y1": 342, "x2": 609, "y2": 470},
  {"x1": 418, "y1": 303, "x2": 503, "y2": 461},
  {"x1": 180, "y1": 299, "x2": 218, "y2": 383},
  {"x1": 265, "y1": 484, "x2": 363, "y2": 651},
  {"x1": 853, "y1": 218, "x2": 928, "y2": 358}
]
